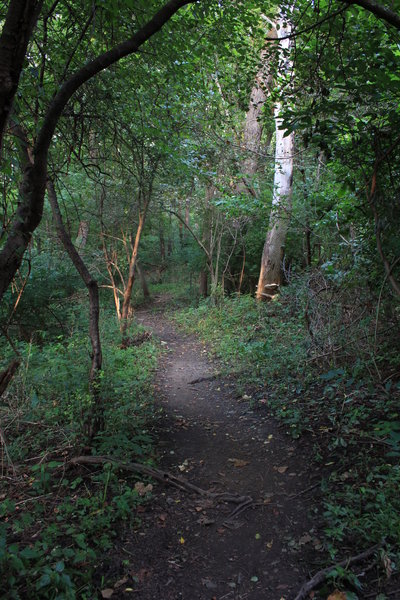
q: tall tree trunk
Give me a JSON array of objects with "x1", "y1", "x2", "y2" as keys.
[
  {"x1": 185, "y1": 196, "x2": 190, "y2": 239},
  {"x1": 199, "y1": 185, "x2": 214, "y2": 297},
  {"x1": 159, "y1": 224, "x2": 166, "y2": 262},
  {"x1": 0, "y1": 0, "x2": 44, "y2": 152},
  {"x1": 47, "y1": 180, "x2": 103, "y2": 437},
  {"x1": 256, "y1": 17, "x2": 294, "y2": 301},
  {"x1": 121, "y1": 206, "x2": 148, "y2": 335},
  {"x1": 236, "y1": 31, "x2": 276, "y2": 194}
]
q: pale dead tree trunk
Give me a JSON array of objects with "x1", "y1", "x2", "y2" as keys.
[
  {"x1": 236, "y1": 31, "x2": 276, "y2": 194},
  {"x1": 256, "y1": 16, "x2": 294, "y2": 301},
  {"x1": 47, "y1": 180, "x2": 103, "y2": 437}
]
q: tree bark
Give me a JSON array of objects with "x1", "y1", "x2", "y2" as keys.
[
  {"x1": 121, "y1": 206, "x2": 148, "y2": 335},
  {"x1": 47, "y1": 180, "x2": 103, "y2": 435},
  {"x1": 236, "y1": 32, "x2": 276, "y2": 193},
  {"x1": 199, "y1": 270, "x2": 208, "y2": 297},
  {"x1": 342, "y1": 0, "x2": 400, "y2": 30},
  {"x1": 0, "y1": 0, "x2": 44, "y2": 152},
  {"x1": 0, "y1": 0, "x2": 196, "y2": 303},
  {"x1": 256, "y1": 16, "x2": 294, "y2": 301}
]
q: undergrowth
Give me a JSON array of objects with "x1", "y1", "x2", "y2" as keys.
[
  {"x1": 0, "y1": 305, "x2": 159, "y2": 599},
  {"x1": 173, "y1": 283, "x2": 400, "y2": 580}
]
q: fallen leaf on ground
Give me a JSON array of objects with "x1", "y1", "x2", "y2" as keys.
[
  {"x1": 101, "y1": 590, "x2": 113, "y2": 599},
  {"x1": 382, "y1": 550, "x2": 392, "y2": 578},
  {"x1": 114, "y1": 577, "x2": 128, "y2": 589},
  {"x1": 228, "y1": 458, "x2": 250, "y2": 468},
  {"x1": 327, "y1": 591, "x2": 347, "y2": 600},
  {"x1": 130, "y1": 568, "x2": 151, "y2": 583},
  {"x1": 274, "y1": 466, "x2": 288, "y2": 474},
  {"x1": 298, "y1": 533, "x2": 312, "y2": 545},
  {"x1": 201, "y1": 579, "x2": 217, "y2": 590},
  {"x1": 134, "y1": 482, "x2": 153, "y2": 496},
  {"x1": 179, "y1": 536, "x2": 185, "y2": 544}
]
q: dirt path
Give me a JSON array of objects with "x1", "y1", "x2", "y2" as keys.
[{"x1": 112, "y1": 306, "x2": 323, "y2": 600}]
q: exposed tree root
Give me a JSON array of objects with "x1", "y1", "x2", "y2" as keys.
[
  {"x1": 294, "y1": 542, "x2": 383, "y2": 600},
  {"x1": 70, "y1": 455, "x2": 253, "y2": 510}
]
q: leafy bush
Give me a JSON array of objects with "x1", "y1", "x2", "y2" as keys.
[{"x1": 0, "y1": 301, "x2": 159, "y2": 599}]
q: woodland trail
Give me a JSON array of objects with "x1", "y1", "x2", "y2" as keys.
[{"x1": 112, "y1": 300, "x2": 323, "y2": 599}]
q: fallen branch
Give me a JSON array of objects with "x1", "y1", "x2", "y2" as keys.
[
  {"x1": 70, "y1": 455, "x2": 252, "y2": 508},
  {"x1": 294, "y1": 542, "x2": 383, "y2": 600}
]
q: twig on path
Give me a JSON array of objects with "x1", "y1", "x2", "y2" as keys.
[
  {"x1": 70, "y1": 455, "x2": 253, "y2": 509},
  {"x1": 293, "y1": 542, "x2": 383, "y2": 600},
  {"x1": 288, "y1": 481, "x2": 320, "y2": 499},
  {"x1": 223, "y1": 497, "x2": 258, "y2": 526}
]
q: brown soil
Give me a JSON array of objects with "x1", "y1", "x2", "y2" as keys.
[{"x1": 103, "y1": 305, "x2": 326, "y2": 600}]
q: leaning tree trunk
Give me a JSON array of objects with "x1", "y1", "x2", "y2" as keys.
[
  {"x1": 47, "y1": 180, "x2": 103, "y2": 437},
  {"x1": 120, "y1": 205, "x2": 148, "y2": 336},
  {"x1": 256, "y1": 16, "x2": 294, "y2": 301}
]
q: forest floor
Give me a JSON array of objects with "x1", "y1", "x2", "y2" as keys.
[{"x1": 104, "y1": 297, "x2": 328, "y2": 600}]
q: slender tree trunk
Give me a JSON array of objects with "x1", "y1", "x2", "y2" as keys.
[
  {"x1": 121, "y1": 206, "x2": 148, "y2": 335},
  {"x1": 159, "y1": 225, "x2": 166, "y2": 262},
  {"x1": 199, "y1": 185, "x2": 215, "y2": 297},
  {"x1": 185, "y1": 196, "x2": 190, "y2": 238},
  {"x1": 199, "y1": 270, "x2": 208, "y2": 297},
  {"x1": 256, "y1": 17, "x2": 294, "y2": 301},
  {"x1": 47, "y1": 180, "x2": 103, "y2": 437}
]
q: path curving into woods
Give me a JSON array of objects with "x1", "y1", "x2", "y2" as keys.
[{"x1": 107, "y1": 300, "x2": 324, "y2": 599}]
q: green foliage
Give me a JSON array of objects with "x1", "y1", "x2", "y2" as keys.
[
  {"x1": 173, "y1": 281, "x2": 400, "y2": 563},
  {"x1": 174, "y1": 292, "x2": 307, "y2": 383},
  {"x1": 0, "y1": 299, "x2": 159, "y2": 599}
]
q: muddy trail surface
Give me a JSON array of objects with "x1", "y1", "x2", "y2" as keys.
[{"x1": 110, "y1": 303, "x2": 323, "y2": 600}]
